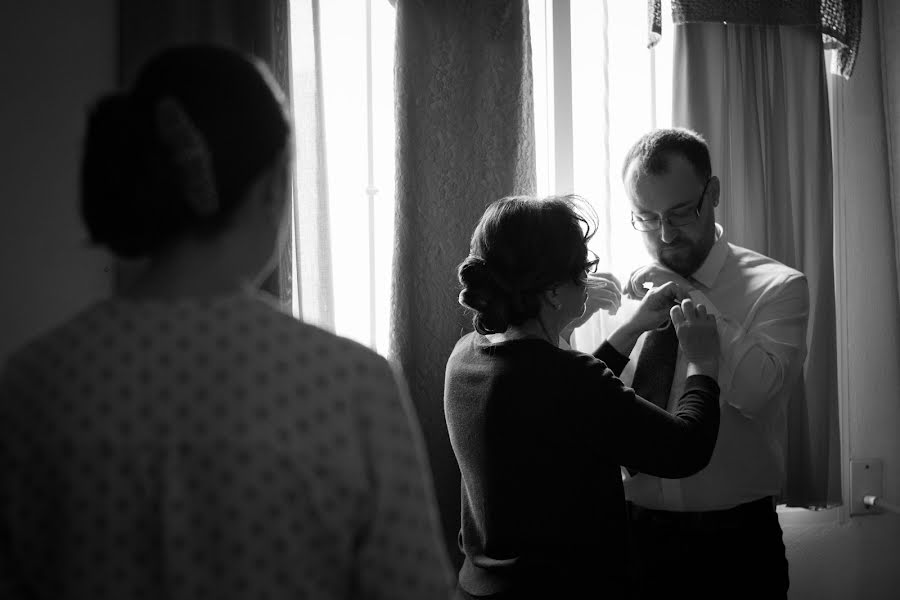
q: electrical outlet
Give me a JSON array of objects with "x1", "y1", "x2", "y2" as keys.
[{"x1": 850, "y1": 458, "x2": 883, "y2": 516}]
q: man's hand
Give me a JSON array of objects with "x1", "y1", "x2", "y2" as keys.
[
  {"x1": 624, "y1": 263, "x2": 694, "y2": 300},
  {"x1": 584, "y1": 271, "x2": 623, "y2": 317},
  {"x1": 562, "y1": 272, "x2": 623, "y2": 339}
]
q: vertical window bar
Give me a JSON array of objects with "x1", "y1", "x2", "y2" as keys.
[
  {"x1": 649, "y1": 41, "x2": 657, "y2": 129},
  {"x1": 552, "y1": 0, "x2": 574, "y2": 194},
  {"x1": 600, "y1": 0, "x2": 612, "y2": 263},
  {"x1": 365, "y1": 0, "x2": 377, "y2": 349}
]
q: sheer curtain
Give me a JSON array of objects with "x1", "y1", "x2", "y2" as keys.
[
  {"x1": 288, "y1": 0, "x2": 397, "y2": 353},
  {"x1": 547, "y1": 1, "x2": 676, "y2": 354},
  {"x1": 882, "y1": 0, "x2": 900, "y2": 306},
  {"x1": 561, "y1": 1, "x2": 845, "y2": 508},
  {"x1": 289, "y1": 0, "x2": 333, "y2": 330},
  {"x1": 668, "y1": 19, "x2": 841, "y2": 508}
]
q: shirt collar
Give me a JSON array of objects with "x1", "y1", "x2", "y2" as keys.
[{"x1": 690, "y1": 223, "x2": 728, "y2": 289}]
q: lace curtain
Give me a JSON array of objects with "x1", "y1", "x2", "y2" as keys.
[{"x1": 647, "y1": 0, "x2": 862, "y2": 78}]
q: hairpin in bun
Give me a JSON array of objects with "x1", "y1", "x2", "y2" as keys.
[{"x1": 155, "y1": 96, "x2": 218, "y2": 217}]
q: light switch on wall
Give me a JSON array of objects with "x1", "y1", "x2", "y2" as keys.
[{"x1": 849, "y1": 458, "x2": 883, "y2": 516}]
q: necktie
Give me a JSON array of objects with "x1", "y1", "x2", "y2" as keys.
[{"x1": 625, "y1": 320, "x2": 679, "y2": 476}]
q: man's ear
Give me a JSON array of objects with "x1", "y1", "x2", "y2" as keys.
[{"x1": 709, "y1": 175, "x2": 721, "y2": 208}]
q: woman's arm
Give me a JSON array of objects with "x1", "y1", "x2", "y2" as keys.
[
  {"x1": 583, "y1": 299, "x2": 722, "y2": 478},
  {"x1": 580, "y1": 361, "x2": 720, "y2": 478}
]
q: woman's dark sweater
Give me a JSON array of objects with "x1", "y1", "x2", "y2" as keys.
[{"x1": 443, "y1": 332, "x2": 720, "y2": 598}]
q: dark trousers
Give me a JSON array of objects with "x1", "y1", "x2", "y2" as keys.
[{"x1": 627, "y1": 497, "x2": 789, "y2": 600}]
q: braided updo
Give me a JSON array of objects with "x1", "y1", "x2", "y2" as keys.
[{"x1": 458, "y1": 195, "x2": 598, "y2": 334}]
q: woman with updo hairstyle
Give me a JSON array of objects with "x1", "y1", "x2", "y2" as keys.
[
  {"x1": 0, "y1": 45, "x2": 452, "y2": 599},
  {"x1": 444, "y1": 195, "x2": 723, "y2": 599}
]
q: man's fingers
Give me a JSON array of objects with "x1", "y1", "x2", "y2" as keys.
[
  {"x1": 652, "y1": 281, "x2": 680, "y2": 300},
  {"x1": 596, "y1": 271, "x2": 623, "y2": 293},
  {"x1": 589, "y1": 288, "x2": 621, "y2": 303},
  {"x1": 594, "y1": 298, "x2": 617, "y2": 312},
  {"x1": 628, "y1": 267, "x2": 650, "y2": 298},
  {"x1": 584, "y1": 274, "x2": 608, "y2": 289},
  {"x1": 696, "y1": 303, "x2": 708, "y2": 319},
  {"x1": 624, "y1": 280, "x2": 646, "y2": 300},
  {"x1": 586, "y1": 286, "x2": 622, "y2": 308},
  {"x1": 670, "y1": 305, "x2": 686, "y2": 327}
]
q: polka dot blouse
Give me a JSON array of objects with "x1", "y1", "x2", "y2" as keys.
[{"x1": 0, "y1": 290, "x2": 453, "y2": 599}]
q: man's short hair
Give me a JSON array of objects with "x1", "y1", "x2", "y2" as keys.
[{"x1": 621, "y1": 127, "x2": 712, "y2": 182}]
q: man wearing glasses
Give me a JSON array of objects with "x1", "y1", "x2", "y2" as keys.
[{"x1": 616, "y1": 128, "x2": 809, "y2": 600}]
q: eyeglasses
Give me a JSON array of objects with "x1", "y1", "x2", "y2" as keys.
[
  {"x1": 631, "y1": 177, "x2": 712, "y2": 232},
  {"x1": 574, "y1": 252, "x2": 600, "y2": 286}
]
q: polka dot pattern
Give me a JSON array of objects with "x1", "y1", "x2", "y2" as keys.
[{"x1": 0, "y1": 291, "x2": 453, "y2": 599}]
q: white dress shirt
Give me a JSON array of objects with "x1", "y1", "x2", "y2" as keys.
[{"x1": 620, "y1": 224, "x2": 809, "y2": 511}]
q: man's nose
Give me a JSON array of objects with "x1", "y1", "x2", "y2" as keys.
[{"x1": 660, "y1": 221, "x2": 679, "y2": 244}]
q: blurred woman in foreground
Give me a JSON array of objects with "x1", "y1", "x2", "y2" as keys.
[{"x1": 0, "y1": 45, "x2": 452, "y2": 599}]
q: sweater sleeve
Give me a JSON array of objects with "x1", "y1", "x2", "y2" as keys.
[
  {"x1": 591, "y1": 341, "x2": 629, "y2": 376},
  {"x1": 576, "y1": 356, "x2": 720, "y2": 478}
]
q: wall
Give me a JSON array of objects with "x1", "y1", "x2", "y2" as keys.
[
  {"x1": 0, "y1": 2, "x2": 116, "y2": 362},
  {"x1": 781, "y1": 1, "x2": 900, "y2": 598}
]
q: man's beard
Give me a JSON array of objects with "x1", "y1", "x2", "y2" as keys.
[{"x1": 657, "y1": 242, "x2": 705, "y2": 277}]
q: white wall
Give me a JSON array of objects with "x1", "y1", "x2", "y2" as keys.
[
  {"x1": 0, "y1": 2, "x2": 116, "y2": 362},
  {"x1": 782, "y1": 1, "x2": 900, "y2": 598}
]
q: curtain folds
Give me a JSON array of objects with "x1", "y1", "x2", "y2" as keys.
[
  {"x1": 672, "y1": 22, "x2": 841, "y2": 508},
  {"x1": 648, "y1": 0, "x2": 862, "y2": 78},
  {"x1": 880, "y1": 0, "x2": 900, "y2": 308},
  {"x1": 289, "y1": 0, "x2": 334, "y2": 330},
  {"x1": 392, "y1": 0, "x2": 535, "y2": 565},
  {"x1": 117, "y1": 0, "x2": 294, "y2": 304}
]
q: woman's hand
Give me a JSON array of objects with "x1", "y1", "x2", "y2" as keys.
[
  {"x1": 624, "y1": 263, "x2": 694, "y2": 300},
  {"x1": 671, "y1": 298, "x2": 719, "y2": 362},
  {"x1": 624, "y1": 281, "x2": 688, "y2": 334}
]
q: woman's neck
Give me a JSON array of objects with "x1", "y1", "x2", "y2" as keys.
[
  {"x1": 121, "y1": 236, "x2": 261, "y2": 301},
  {"x1": 487, "y1": 318, "x2": 560, "y2": 345}
]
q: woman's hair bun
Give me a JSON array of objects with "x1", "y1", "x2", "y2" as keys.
[
  {"x1": 80, "y1": 45, "x2": 292, "y2": 260},
  {"x1": 457, "y1": 256, "x2": 513, "y2": 334},
  {"x1": 81, "y1": 92, "x2": 196, "y2": 258},
  {"x1": 458, "y1": 194, "x2": 598, "y2": 335}
]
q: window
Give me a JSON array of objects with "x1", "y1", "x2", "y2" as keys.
[
  {"x1": 530, "y1": 0, "x2": 676, "y2": 347},
  {"x1": 288, "y1": 0, "x2": 674, "y2": 353},
  {"x1": 288, "y1": 0, "x2": 396, "y2": 355}
]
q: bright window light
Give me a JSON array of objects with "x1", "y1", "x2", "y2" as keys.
[
  {"x1": 531, "y1": 0, "x2": 675, "y2": 348},
  {"x1": 289, "y1": 0, "x2": 396, "y2": 355}
]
